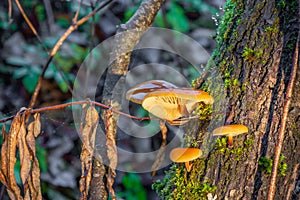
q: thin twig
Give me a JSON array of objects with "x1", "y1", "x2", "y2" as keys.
[
  {"x1": 8, "y1": 0, "x2": 12, "y2": 22},
  {"x1": 267, "y1": 37, "x2": 299, "y2": 200},
  {"x1": 14, "y1": 0, "x2": 47, "y2": 52},
  {"x1": 73, "y1": 0, "x2": 82, "y2": 24},
  {"x1": 0, "y1": 100, "x2": 151, "y2": 123},
  {"x1": 28, "y1": 0, "x2": 113, "y2": 109}
]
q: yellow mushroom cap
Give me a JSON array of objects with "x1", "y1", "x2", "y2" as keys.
[
  {"x1": 212, "y1": 124, "x2": 248, "y2": 136},
  {"x1": 126, "y1": 80, "x2": 178, "y2": 104},
  {"x1": 141, "y1": 88, "x2": 214, "y2": 121},
  {"x1": 169, "y1": 148, "x2": 202, "y2": 163}
]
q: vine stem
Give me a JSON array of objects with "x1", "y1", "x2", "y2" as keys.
[
  {"x1": 267, "y1": 37, "x2": 299, "y2": 200},
  {"x1": 14, "y1": 0, "x2": 46, "y2": 51},
  {"x1": 0, "y1": 100, "x2": 151, "y2": 123}
]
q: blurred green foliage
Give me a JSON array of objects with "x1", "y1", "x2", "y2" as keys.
[
  {"x1": 116, "y1": 173, "x2": 147, "y2": 200},
  {"x1": 124, "y1": 0, "x2": 218, "y2": 32}
]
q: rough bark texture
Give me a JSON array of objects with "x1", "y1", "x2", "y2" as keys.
[
  {"x1": 154, "y1": 0, "x2": 299, "y2": 199},
  {"x1": 90, "y1": 0, "x2": 165, "y2": 199},
  {"x1": 206, "y1": 0, "x2": 300, "y2": 199}
]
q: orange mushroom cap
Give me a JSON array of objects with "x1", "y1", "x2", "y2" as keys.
[
  {"x1": 212, "y1": 124, "x2": 248, "y2": 136},
  {"x1": 169, "y1": 147, "x2": 202, "y2": 163},
  {"x1": 141, "y1": 88, "x2": 214, "y2": 121},
  {"x1": 126, "y1": 80, "x2": 177, "y2": 104}
]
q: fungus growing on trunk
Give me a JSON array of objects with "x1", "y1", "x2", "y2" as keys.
[
  {"x1": 212, "y1": 124, "x2": 248, "y2": 147},
  {"x1": 142, "y1": 88, "x2": 214, "y2": 122},
  {"x1": 126, "y1": 80, "x2": 177, "y2": 104},
  {"x1": 169, "y1": 147, "x2": 202, "y2": 172}
]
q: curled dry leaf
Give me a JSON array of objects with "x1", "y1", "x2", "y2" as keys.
[
  {"x1": 0, "y1": 112, "x2": 42, "y2": 200},
  {"x1": 0, "y1": 112, "x2": 23, "y2": 200},
  {"x1": 24, "y1": 113, "x2": 42, "y2": 200},
  {"x1": 0, "y1": 124, "x2": 7, "y2": 185},
  {"x1": 105, "y1": 108, "x2": 117, "y2": 200},
  {"x1": 18, "y1": 113, "x2": 30, "y2": 186},
  {"x1": 79, "y1": 106, "x2": 99, "y2": 200},
  {"x1": 151, "y1": 120, "x2": 167, "y2": 177}
]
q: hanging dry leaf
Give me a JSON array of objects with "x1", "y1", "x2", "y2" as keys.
[
  {"x1": 18, "y1": 115, "x2": 31, "y2": 186},
  {"x1": 105, "y1": 108, "x2": 117, "y2": 200},
  {"x1": 79, "y1": 106, "x2": 99, "y2": 200},
  {"x1": 24, "y1": 113, "x2": 42, "y2": 200},
  {"x1": 0, "y1": 124, "x2": 7, "y2": 185},
  {"x1": 0, "y1": 112, "x2": 24, "y2": 200},
  {"x1": 0, "y1": 112, "x2": 42, "y2": 200},
  {"x1": 151, "y1": 120, "x2": 167, "y2": 177}
]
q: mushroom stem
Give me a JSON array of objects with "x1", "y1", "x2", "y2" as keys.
[
  {"x1": 185, "y1": 161, "x2": 193, "y2": 172},
  {"x1": 227, "y1": 134, "x2": 233, "y2": 148}
]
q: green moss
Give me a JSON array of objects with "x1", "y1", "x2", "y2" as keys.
[
  {"x1": 264, "y1": 26, "x2": 278, "y2": 33},
  {"x1": 258, "y1": 155, "x2": 287, "y2": 176},
  {"x1": 258, "y1": 156, "x2": 273, "y2": 174},
  {"x1": 195, "y1": 103, "x2": 212, "y2": 121},
  {"x1": 215, "y1": 137, "x2": 228, "y2": 153},
  {"x1": 152, "y1": 164, "x2": 217, "y2": 200},
  {"x1": 241, "y1": 82, "x2": 248, "y2": 92},
  {"x1": 243, "y1": 138, "x2": 254, "y2": 147},
  {"x1": 184, "y1": 135, "x2": 201, "y2": 148},
  {"x1": 278, "y1": 154, "x2": 288, "y2": 176},
  {"x1": 214, "y1": 0, "x2": 243, "y2": 45},
  {"x1": 242, "y1": 47, "x2": 264, "y2": 62},
  {"x1": 214, "y1": 137, "x2": 249, "y2": 160}
]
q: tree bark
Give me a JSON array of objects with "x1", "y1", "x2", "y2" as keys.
[{"x1": 154, "y1": 0, "x2": 300, "y2": 199}]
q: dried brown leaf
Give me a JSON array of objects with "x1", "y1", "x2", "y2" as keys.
[
  {"x1": 2, "y1": 123, "x2": 7, "y2": 139},
  {"x1": 79, "y1": 106, "x2": 99, "y2": 200},
  {"x1": 0, "y1": 124, "x2": 8, "y2": 184},
  {"x1": 24, "y1": 113, "x2": 42, "y2": 200},
  {"x1": 105, "y1": 109, "x2": 117, "y2": 200},
  {"x1": 18, "y1": 116, "x2": 30, "y2": 186},
  {"x1": 24, "y1": 158, "x2": 42, "y2": 200},
  {"x1": 151, "y1": 121, "x2": 167, "y2": 177},
  {"x1": 4, "y1": 112, "x2": 24, "y2": 200}
]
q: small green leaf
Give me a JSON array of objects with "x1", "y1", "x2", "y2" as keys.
[
  {"x1": 44, "y1": 63, "x2": 56, "y2": 78},
  {"x1": 54, "y1": 72, "x2": 68, "y2": 93},
  {"x1": 36, "y1": 143, "x2": 48, "y2": 172},
  {"x1": 22, "y1": 73, "x2": 39, "y2": 93},
  {"x1": 13, "y1": 67, "x2": 29, "y2": 79},
  {"x1": 166, "y1": 3, "x2": 190, "y2": 32},
  {"x1": 6, "y1": 56, "x2": 31, "y2": 66},
  {"x1": 154, "y1": 12, "x2": 166, "y2": 27}
]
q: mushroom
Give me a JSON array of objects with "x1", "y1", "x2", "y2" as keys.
[
  {"x1": 169, "y1": 147, "x2": 202, "y2": 172},
  {"x1": 212, "y1": 124, "x2": 248, "y2": 147},
  {"x1": 141, "y1": 88, "x2": 214, "y2": 122},
  {"x1": 126, "y1": 80, "x2": 178, "y2": 104}
]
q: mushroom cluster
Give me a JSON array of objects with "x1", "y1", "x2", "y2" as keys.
[
  {"x1": 126, "y1": 80, "x2": 212, "y2": 172},
  {"x1": 126, "y1": 80, "x2": 249, "y2": 173},
  {"x1": 126, "y1": 80, "x2": 214, "y2": 125}
]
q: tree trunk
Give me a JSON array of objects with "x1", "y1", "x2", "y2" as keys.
[{"x1": 153, "y1": 0, "x2": 300, "y2": 199}]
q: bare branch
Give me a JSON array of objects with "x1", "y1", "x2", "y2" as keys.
[
  {"x1": 0, "y1": 100, "x2": 151, "y2": 123},
  {"x1": 8, "y1": 0, "x2": 12, "y2": 22},
  {"x1": 14, "y1": 0, "x2": 46, "y2": 51}
]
